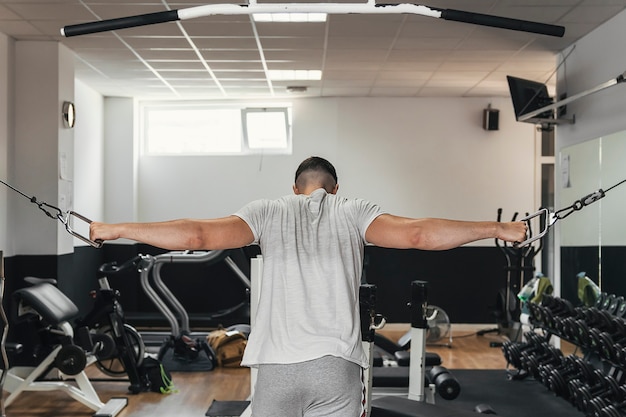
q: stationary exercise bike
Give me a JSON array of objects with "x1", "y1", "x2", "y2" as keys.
[
  {"x1": 78, "y1": 255, "x2": 151, "y2": 393},
  {"x1": 14, "y1": 255, "x2": 151, "y2": 394}
]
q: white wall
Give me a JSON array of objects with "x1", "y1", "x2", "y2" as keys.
[
  {"x1": 103, "y1": 97, "x2": 138, "y2": 225},
  {"x1": 73, "y1": 79, "x2": 105, "y2": 246},
  {"x1": 130, "y1": 96, "x2": 537, "y2": 247},
  {"x1": 12, "y1": 41, "x2": 75, "y2": 255}
]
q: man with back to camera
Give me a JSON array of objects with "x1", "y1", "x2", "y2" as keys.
[{"x1": 90, "y1": 156, "x2": 527, "y2": 417}]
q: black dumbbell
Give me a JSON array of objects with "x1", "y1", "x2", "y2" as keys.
[
  {"x1": 502, "y1": 333, "x2": 546, "y2": 369},
  {"x1": 504, "y1": 340, "x2": 549, "y2": 370},
  {"x1": 537, "y1": 355, "x2": 582, "y2": 387},
  {"x1": 614, "y1": 345, "x2": 626, "y2": 368},
  {"x1": 529, "y1": 303, "x2": 549, "y2": 327},
  {"x1": 560, "y1": 316, "x2": 584, "y2": 342},
  {"x1": 580, "y1": 305, "x2": 609, "y2": 323},
  {"x1": 586, "y1": 387, "x2": 626, "y2": 417},
  {"x1": 540, "y1": 296, "x2": 575, "y2": 329},
  {"x1": 592, "y1": 395, "x2": 626, "y2": 417},
  {"x1": 553, "y1": 316, "x2": 569, "y2": 336},
  {"x1": 427, "y1": 366, "x2": 460, "y2": 400},
  {"x1": 607, "y1": 295, "x2": 625, "y2": 315},
  {"x1": 613, "y1": 295, "x2": 626, "y2": 318},
  {"x1": 570, "y1": 312, "x2": 614, "y2": 349},
  {"x1": 596, "y1": 319, "x2": 626, "y2": 362},
  {"x1": 595, "y1": 292, "x2": 607, "y2": 309},
  {"x1": 601, "y1": 294, "x2": 617, "y2": 311},
  {"x1": 520, "y1": 345, "x2": 563, "y2": 378},
  {"x1": 527, "y1": 303, "x2": 543, "y2": 325},
  {"x1": 537, "y1": 355, "x2": 571, "y2": 388},
  {"x1": 590, "y1": 316, "x2": 626, "y2": 345},
  {"x1": 569, "y1": 373, "x2": 623, "y2": 413},
  {"x1": 544, "y1": 356, "x2": 596, "y2": 399}
]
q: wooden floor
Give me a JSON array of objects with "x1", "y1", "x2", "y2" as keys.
[{"x1": 2, "y1": 325, "x2": 577, "y2": 417}]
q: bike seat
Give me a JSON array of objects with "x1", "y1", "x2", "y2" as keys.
[
  {"x1": 24, "y1": 276, "x2": 58, "y2": 286},
  {"x1": 14, "y1": 283, "x2": 79, "y2": 326}
]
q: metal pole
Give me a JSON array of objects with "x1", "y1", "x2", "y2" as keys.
[{"x1": 518, "y1": 71, "x2": 625, "y2": 122}]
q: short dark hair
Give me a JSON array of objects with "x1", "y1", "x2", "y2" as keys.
[{"x1": 294, "y1": 156, "x2": 338, "y2": 191}]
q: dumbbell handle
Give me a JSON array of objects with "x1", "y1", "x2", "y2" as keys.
[
  {"x1": 542, "y1": 296, "x2": 574, "y2": 315},
  {"x1": 596, "y1": 397, "x2": 626, "y2": 417},
  {"x1": 547, "y1": 361, "x2": 600, "y2": 399},
  {"x1": 522, "y1": 346, "x2": 560, "y2": 365},
  {"x1": 521, "y1": 347, "x2": 562, "y2": 377},
  {"x1": 570, "y1": 375, "x2": 622, "y2": 413},
  {"x1": 539, "y1": 356, "x2": 582, "y2": 385},
  {"x1": 504, "y1": 341, "x2": 549, "y2": 369}
]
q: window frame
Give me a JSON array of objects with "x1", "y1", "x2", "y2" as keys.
[{"x1": 140, "y1": 101, "x2": 292, "y2": 156}]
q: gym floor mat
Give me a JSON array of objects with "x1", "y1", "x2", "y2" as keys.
[
  {"x1": 430, "y1": 369, "x2": 583, "y2": 417},
  {"x1": 205, "y1": 400, "x2": 250, "y2": 416}
]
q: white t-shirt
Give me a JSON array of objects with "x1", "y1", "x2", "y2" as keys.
[{"x1": 234, "y1": 188, "x2": 384, "y2": 368}]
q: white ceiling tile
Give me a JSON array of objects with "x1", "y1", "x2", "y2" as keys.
[
  {"x1": 369, "y1": 87, "x2": 420, "y2": 96},
  {"x1": 0, "y1": 4, "x2": 21, "y2": 19},
  {"x1": 0, "y1": 20, "x2": 45, "y2": 36}
]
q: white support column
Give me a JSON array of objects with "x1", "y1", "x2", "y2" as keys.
[{"x1": 240, "y1": 255, "x2": 263, "y2": 417}]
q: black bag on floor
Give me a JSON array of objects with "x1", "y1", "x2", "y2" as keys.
[{"x1": 139, "y1": 356, "x2": 176, "y2": 394}]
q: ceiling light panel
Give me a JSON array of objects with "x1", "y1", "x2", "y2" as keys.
[
  {"x1": 267, "y1": 69, "x2": 322, "y2": 80},
  {"x1": 253, "y1": 13, "x2": 327, "y2": 22}
]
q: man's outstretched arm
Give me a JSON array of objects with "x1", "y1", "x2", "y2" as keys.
[
  {"x1": 90, "y1": 216, "x2": 255, "y2": 250},
  {"x1": 365, "y1": 214, "x2": 527, "y2": 251}
]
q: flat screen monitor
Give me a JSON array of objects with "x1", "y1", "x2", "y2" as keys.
[{"x1": 506, "y1": 76, "x2": 554, "y2": 121}]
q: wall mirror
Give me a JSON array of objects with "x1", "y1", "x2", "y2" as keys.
[{"x1": 559, "y1": 131, "x2": 626, "y2": 305}]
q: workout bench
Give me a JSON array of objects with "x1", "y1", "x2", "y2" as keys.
[{"x1": 1, "y1": 282, "x2": 127, "y2": 417}]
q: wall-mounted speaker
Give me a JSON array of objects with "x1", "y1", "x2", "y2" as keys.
[{"x1": 483, "y1": 108, "x2": 499, "y2": 131}]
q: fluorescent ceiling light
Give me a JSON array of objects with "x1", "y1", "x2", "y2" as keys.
[
  {"x1": 268, "y1": 70, "x2": 322, "y2": 81},
  {"x1": 253, "y1": 13, "x2": 327, "y2": 22}
]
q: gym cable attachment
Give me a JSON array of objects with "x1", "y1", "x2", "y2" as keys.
[
  {"x1": 0, "y1": 179, "x2": 103, "y2": 248},
  {"x1": 515, "y1": 178, "x2": 626, "y2": 248}
]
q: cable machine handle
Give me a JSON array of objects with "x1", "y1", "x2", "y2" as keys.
[
  {"x1": 65, "y1": 211, "x2": 103, "y2": 248},
  {"x1": 514, "y1": 208, "x2": 550, "y2": 248}
]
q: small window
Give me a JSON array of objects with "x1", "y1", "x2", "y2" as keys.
[
  {"x1": 142, "y1": 102, "x2": 292, "y2": 155},
  {"x1": 243, "y1": 108, "x2": 290, "y2": 151}
]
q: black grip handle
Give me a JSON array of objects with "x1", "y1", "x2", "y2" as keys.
[
  {"x1": 441, "y1": 9, "x2": 565, "y2": 37},
  {"x1": 62, "y1": 10, "x2": 179, "y2": 37},
  {"x1": 98, "y1": 255, "x2": 143, "y2": 274}
]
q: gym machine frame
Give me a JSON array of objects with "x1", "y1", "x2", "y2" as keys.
[
  {"x1": 515, "y1": 70, "x2": 626, "y2": 130},
  {"x1": 59, "y1": 1, "x2": 564, "y2": 39},
  {"x1": 137, "y1": 249, "x2": 250, "y2": 366},
  {"x1": 140, "y1": 249, "x2": 251, "y2": 341}
]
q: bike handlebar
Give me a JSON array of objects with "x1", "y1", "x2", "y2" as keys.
[{"x1": 98, "y1": 255, "x2": 146, "y2": 274}]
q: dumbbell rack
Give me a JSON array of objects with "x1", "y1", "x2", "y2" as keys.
[{"x1": 502, "y1": 292, "x2": 626, "y2": 417}]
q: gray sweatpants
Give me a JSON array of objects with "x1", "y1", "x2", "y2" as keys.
[{"x1": 251, "y1": 355, "x2": 365, "y2": 417}]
